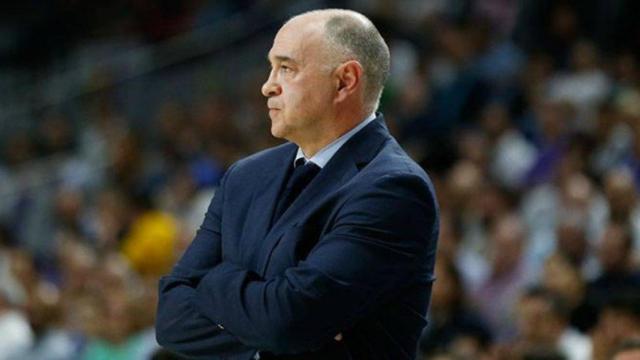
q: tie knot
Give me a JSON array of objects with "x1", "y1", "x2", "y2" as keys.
[
  {"x1": 286, "y1": 160, "x2": 320, "y2": 195},
  {"x1": 294, "y1": 158, "x2": 320, "y2": 172},
  {"x1": 294, "y1": 157, "x2": 307, "y2": 168}
]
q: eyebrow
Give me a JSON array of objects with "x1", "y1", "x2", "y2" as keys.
[{"x1": 267, "y1": 55, "x2": 298, "y2": 64}]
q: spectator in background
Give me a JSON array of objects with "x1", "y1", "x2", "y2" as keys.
[
  {"x1": 618, "y1": 89, "x2": 640, "y2": 187},
  {"x1": 481, "y1": 101, "x2": 536, "y2": 191},
  {"x1": 611, "y1": 338, "x2": 640, "y2": 360},
  {"x1": 591, "y1": 292, "x2": 640, "y2": 360},
  {"x1": 522, "y1": 99, "x2": 574, "y2": 187},
  {"x1": 511, "y1": 286, "x2": 591, "y2": 360},
  {"x1": 540, "y1": 253, "x2": 593, "y2": 333},
  {"x1": 419, "y1": 256, "x2": 492, "y2": 358},
  {"x1": 554, "y1": 211, "x2": 590, "y2": 273},
  {"x1": 81, "y1": 252, "x2": 159, "y2": 360},
  {"x1": 581, "y1": 223, "x2": 640, "y2": 331},
  {"x1": 442, "y1": 160, "x2": 490, "y2": 289},
  {"x1": 602, "y1": 168, "x2": 640, "y2": 256},
  {"x1": 473, "y1": 214, "x2": 528, "y2": 342},
  {"x1": 20, "y1": 275, "x2": 81, "y2": 360},
  {"x1": 513, "y1": 0, "x2": 583, "y2": 67},
  {"x1": 474, "y1": 0, "x2": 519, "y2": 38},
  {"x1": 546, "y1": 40, "x2": 611, "y2": 131},
  {"x1": 0, "y1": 245, "x2": 34, "y2": 359},
  {"x1": 401, "y1": 16, "x2": 490, "y2": 143},
  {"x1": 0, "y1": 289, "x2": 34, "y2": 360},
  {"x1": 590, "y1": 102, "x2": 632, "y2": 178},
  {"x1": 521, "y1": 170, "x2": 608, "y2": 283}
]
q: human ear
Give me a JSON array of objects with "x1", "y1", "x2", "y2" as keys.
[{"x1": 334, "y1": 60, "x2": 363, "y2": 103}]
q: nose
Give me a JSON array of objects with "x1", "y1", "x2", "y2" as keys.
[{"x1": 261, "y1": 69, "x2": 281, "y2": 98}]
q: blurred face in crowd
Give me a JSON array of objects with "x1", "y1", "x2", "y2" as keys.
[
  {"x1": 447, "y1": 160, "x2": 483, "y2": 211},
  {"x1": 537, "y1": 100, "x2": 571, "y2": 143},
  {"x1": 604, "y1": 169, "x2": 637, "y2": 221},
  {"x1": 595, "y1": 308, "x2": 640, "y2": 349},
  {"x1": 614, "y1": 348, "x2": 640, "y2": 360},
  {"x1": 556, "y1": 215, "x2": 588, "y2": 265},
  {"x1": 560, "y1": 173, "x2": 592, "y2": 212},
  {"x1": 489, "y1": 215, "x2": 524, "y2": 276},
  {"x1": 598, "y1": 223, "x2": 631, "y2": 273},
  {"x1": 515, "y1": 295, "x2": 562, "y2": 344},
  {"x1": 101, "y1": 290, "x2": 132, "y2": 344},
  {"x1": 570, "y1": 41, "x2": 599, "y2": 71},
  {"x1": 262, "y1": 16, "x2": 337, "y2": 147},
  {"x1": 542, "y1": 254, "x2": 584, "y2": 308},
  {"x1": 58, "y1": 239, "x2": 96, "y2": 292},
  {"x1": 435, "y1": 213, "x2": 459, "y2": 260}
]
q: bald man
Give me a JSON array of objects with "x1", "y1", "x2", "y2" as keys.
[{"x1": 155, "y1": 9, "x2": 439, "y2": 360}]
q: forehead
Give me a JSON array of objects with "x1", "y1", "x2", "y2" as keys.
[{"x1": 268, "y1": 19, "x2": 326, "y2": 64}]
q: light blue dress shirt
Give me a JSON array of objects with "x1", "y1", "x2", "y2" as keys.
[{"x1": 294, "y1": 113, "x2": 377, "y2": 168}]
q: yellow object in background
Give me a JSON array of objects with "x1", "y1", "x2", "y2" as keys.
[{"x1": 121, "y1": 211, "x2": 178, "y2": 276}]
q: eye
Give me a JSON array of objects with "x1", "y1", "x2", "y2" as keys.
[{"x1": 279, "y1": 65, "x2": 292, "y2": 73}]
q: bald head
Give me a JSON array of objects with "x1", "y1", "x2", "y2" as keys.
[{"x1": 287, "y1": 9, "x2": 390, "y2": 112}]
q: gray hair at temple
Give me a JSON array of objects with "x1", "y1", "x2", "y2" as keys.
[{"x1": 294, "y1": 9, "x2": 391, "y2": 113}]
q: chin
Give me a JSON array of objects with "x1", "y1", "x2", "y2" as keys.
[
  {"x1": 269, "y1": 116, "x2": 293, "y2": 140},
  {"x1": 270, "y1": 129, "x2": 283, "y2": 139},
  {"x1": 270, "y1": 123, "x2": 286, "y2": 139}
]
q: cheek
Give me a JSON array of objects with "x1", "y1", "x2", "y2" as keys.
[
  {"x1": 283, "y1": 85, "x2": 304, "y2": 106},
  {"x1": 302, "y1": 84, "x2": 332, "y2": 111},
  {"x1": 281, "y1": 76, "x2": 333, "y2": 118},
  {"x1": 276, "y1": 83, "x2": 297, "y2": 113}
]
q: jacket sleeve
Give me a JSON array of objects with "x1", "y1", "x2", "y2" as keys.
[
  {"x1": 155, "y1": 165, "x2": 257, "y2": 359},
  {"x1": 193, "y1": 173, "x2": 439, "y2": 355}
]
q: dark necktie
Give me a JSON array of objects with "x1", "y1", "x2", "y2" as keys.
[{"x1": 272, "y1": 158, "x2": 321, "y2": 224}]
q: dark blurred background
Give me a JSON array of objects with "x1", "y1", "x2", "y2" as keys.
[{"x1": 1, "y1": 0, "x2": 640, "y2": 359}]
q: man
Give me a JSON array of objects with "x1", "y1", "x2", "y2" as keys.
[
  {"x1": 155, "y1": 9, "x2": 439, "y2": 360},
  {"x1": 612, "y1": 338, "x2": 640, "y2": 360},
  {"x1": 513, "y1": 286, "x2": 591, "y2": 360}
]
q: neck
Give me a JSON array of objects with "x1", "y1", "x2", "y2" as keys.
[{"x1": 297, "y1": 107, "x2": 370, "y2": 157}]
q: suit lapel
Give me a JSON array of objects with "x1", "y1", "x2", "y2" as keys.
[
  {"x1": 257, "y1": 116, "x2": 391, "y2": 275},
  {"x1": 244, "y1": 144, "x2": 296, "y2": 267}
]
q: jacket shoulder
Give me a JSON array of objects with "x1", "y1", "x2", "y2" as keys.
[
  {"x1": 227, "y1": 142, "x2": 295, "y2": 176},
  {"x1": 366, "y1": 139, "x2": 432, "y2": 185}
]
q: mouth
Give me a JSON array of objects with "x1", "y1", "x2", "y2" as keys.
[
  {"x1": 267, "y1": 101, "x2": 280, "y2": 110},
  {"x1": 268, "y1": 108, "x2": 280, "y2": 119}
]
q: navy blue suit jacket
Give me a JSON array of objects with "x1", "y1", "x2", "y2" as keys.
[{"x1": 155, "y1": 115, "x2": 439, "y2": 359}]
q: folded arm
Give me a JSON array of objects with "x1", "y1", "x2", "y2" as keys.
[
  {"x1": 155, "y1": 166, "x2": 257, "y2": 359},
  {"x1": 193, "y1": 173, "x2": 438, "y2": 355}
]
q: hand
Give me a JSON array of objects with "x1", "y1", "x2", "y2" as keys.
[{"x1": 334, "y1": 333, "x2": 343, "y2": 341}]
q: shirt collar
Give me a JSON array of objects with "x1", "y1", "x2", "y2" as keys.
[{"x1": 295, "y1": 113, "x2": 376, "y2": 168}]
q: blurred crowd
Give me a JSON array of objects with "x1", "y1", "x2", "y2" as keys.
[{"x1": 1, "y1": 0, "x2": 640, "y2": 359}]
